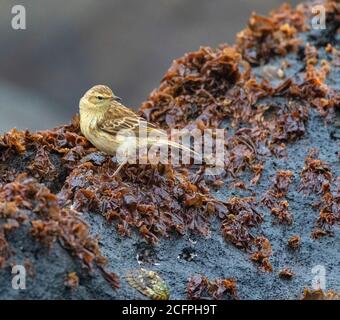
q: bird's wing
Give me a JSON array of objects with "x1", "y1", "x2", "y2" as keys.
[{"x1": 97, "y1": 104, "x2": 165, "y2": 138}]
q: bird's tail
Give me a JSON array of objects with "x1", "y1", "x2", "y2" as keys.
[{"x1": 148, "y1": 138, "x2": 200, "y2": 158}]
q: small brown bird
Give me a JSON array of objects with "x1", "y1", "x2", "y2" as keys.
[{"x1": 79, "y1": 85, "x2": 195, "y2": 175}]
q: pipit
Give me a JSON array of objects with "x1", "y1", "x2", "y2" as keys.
[{"x1": 79, "y1": 85, "x2": 195, "y2": 175}]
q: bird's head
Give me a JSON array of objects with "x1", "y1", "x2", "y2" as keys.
[{"x1": 80, "y1": 85, "x2": 122, "y2": 111}]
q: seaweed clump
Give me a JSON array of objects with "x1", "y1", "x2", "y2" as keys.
[
  {"x1": 58, "y1": 159, "x2": 219, "y2": 243},
  {"x1": 287, "y1": 235, "x2": 301, "y2": 250},
  {"x1": 64, "y1": 272, "x2": 80, "y2": 290},
  {"x1": 278, "y1": 268, "x2": 295, "y2": 279},
  {"x1": 0, "y1": 173, "x2": 119, "y2": 288},
  {"x1": 301, "y1": 288, "x2": 340, "y2": 300},
  {"x1": 298, "y1": 148, "x2": 332, "y2": 195},
  {"x1": 298, "y1": 148, "x2": 339, "y2": 237},
  {"x1": 313, "y1": 176, "x2": 340, "y2": 237},
  {"x1": 221, "y1": 196, "x2": 262, "y2": 250},
  {"x1": 236, "y1": 3, "x2": 306, "y2": 65},
  {"x1": 186, "y1": 274, "x2": 238, "y2": 300},
  {"x1": 262, "y1": 170, "x2": 294, "y2": 224},
  {"x1": 250, "y1": 236, "x2": 273, "y2": 272}
]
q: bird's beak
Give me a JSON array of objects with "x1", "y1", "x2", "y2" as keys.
[{"x1": 111, "y1": 96, "x2": 122, "y2": 102}]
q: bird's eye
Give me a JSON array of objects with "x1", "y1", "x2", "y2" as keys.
[{"x1": 97, "y1": 96, "x2": 104, "y2": 100}]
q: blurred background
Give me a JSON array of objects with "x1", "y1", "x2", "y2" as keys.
[{"x1": 0, "y1": 0, "x2": 299, "y2": 133}]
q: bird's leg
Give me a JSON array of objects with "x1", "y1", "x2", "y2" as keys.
[
  {"x1": 108, "y1": 157, "x2": 128, "y2": 177},
  {"x1": 112, "y1": 159, "x2": 128, "y2": 176}
]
